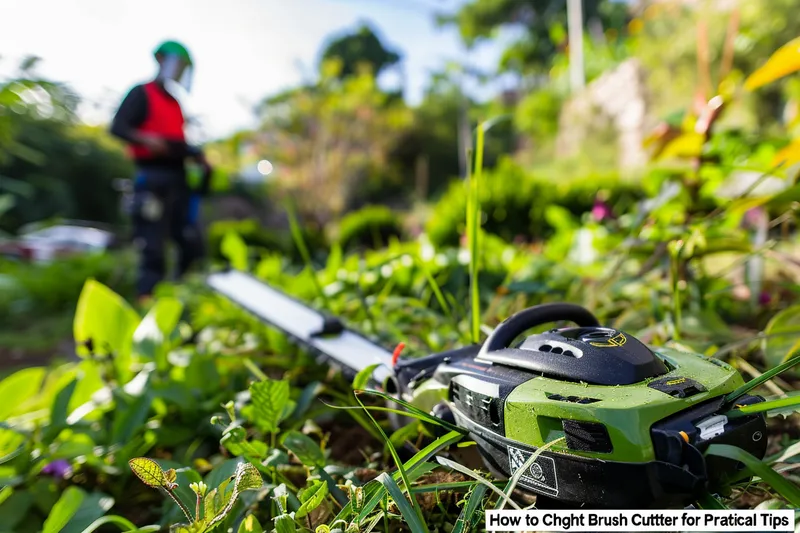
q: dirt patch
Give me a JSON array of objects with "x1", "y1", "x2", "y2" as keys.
[{"x1": 321, "y1": 419, "x2": 383, "y2": 466}]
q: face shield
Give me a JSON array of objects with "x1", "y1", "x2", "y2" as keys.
[{"x1": 158, "y1": 54, "x2": 193, "y2": 93}]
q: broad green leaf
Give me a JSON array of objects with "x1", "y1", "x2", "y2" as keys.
[
  {"x1": 221, "y1": 231, "x2": 249, "y2": 271},
  {"x1": 272, "y1": 484, "x2": 289, "y2": 515},
  {"x1": 281, "y1": 430, "x2": 325, "y2": 468},
  {"x1": 249, "y1": 378, "x2": 290, "y2": 434},
  {"x1": 237, "y1": 514, "x2": 263, "y2": 533},
  {"x1": 73, "y1": 280, "x2": 140, "y2": 381},
  {"x1": 745, "y1": 37, "x2": 800, "y2": 91},
  {"x1": 0, "y1": 366, "x2": 46, "y2": 420},
  {"x1": 110, "y1": 387, "x2": 152, "y2": 445},
  {"x1": 389, "y1": 420, "x2": 424, "y2": 449},
  {"x1": 274, "y1": 514, "x2": 296, "y2": 533},
  {"x1": 203, "y1": 488, "x2": 218, "y2": 521},
  {"x1": 234, "y1": 461, "x2": 263, "y2": 492},
  {"x1": 0, "y1": 489, "x2": 33, "y2": 530},
  {"x1": 50, "y1": 433, "x2": 96, "y2": 461},
  {"x1": 352, "y1": 364, "x2": 380, "y2": 391},
  {"x1": 128, "y1": 457, "x2": 168, "y2": 488},
  {"x1": 59, "y1": 491, "x2": 114, "y2": 533},
  {"x1": 375, "y1": 473, "x2": 427, "y2": 533},
  {"x1": 452, "y1": 484, "x2": 487, "y2": 533},
  {"x1": 43, "y1": 379, "x2": 78, "y2": 443},
  {"x1": 206, "y1": 462, "x2": 262, "y2": 529},
  {"x1": 296, "y1": 481, "x2": 328, "y2": 519},
  {"x1": 293, "y1": 381, "x2": 324, "y2": 420},
  {"x1": 132, "y1": 297, "x2": 184, "y2": 369},
  {"x1": 42, "y1": 486, "x2": 85, "y2": 533}
]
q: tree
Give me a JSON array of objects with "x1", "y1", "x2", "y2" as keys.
[
  {"x1": 254, "y1": 60, "x2": 413, "y2": 225},
  {"x1": 0, "y1": 58, "x2": 131, "y2": 232},
  {"x1": 438, "y1": 0, "x2": 630, "y2": 75},
  {"x1": 319, "y1": 22, "x2": 402, "y2": 80}
]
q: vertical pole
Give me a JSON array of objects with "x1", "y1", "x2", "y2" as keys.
[{"x1": 567, "y1": 0, "x2": 585, "y2": 93}]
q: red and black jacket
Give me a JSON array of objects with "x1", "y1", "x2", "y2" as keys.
[{"x1": 110, "y1": 81, "x2": 199, "y2": 169}]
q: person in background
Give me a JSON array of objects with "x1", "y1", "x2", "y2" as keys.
[{"x1": 110, "y1": 40, "x2": 212, "y2": 304}]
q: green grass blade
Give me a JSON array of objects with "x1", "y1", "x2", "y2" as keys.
[
  {"x1": 767, "y1": 440, "x2": 800, "y2": 465},
  {"x1": 285, "y1": 198, "x2": 328, "y2": 306},
  {"x1": 355, "y1": 395, "x2": 429, "y2": 533},
  {"x1": 376, "y1": 473, "x2": 428, "y2": 533},
  {"x1": 355, "y1": 461, "x2": 439, "y2": 523},
  {"x1": 410, "y1": 481, "x2": 492, "y2": 493},
  {"x1": 452, "y1": 484, "x2": 487, "y2": 533},
  {"x1": 435, "y1": 456, "x2": 522, "y2": 510},
  {"x1": 724, "y1": 353, "x2": 800, "y2": 407},
  {"x1": 725, "y1": 395, "x2": 800, "y2": 419},
  {"x1": 705, "y1": 444, "x2": 800, "y2": 507},
  {"x1": 403, "y1": 430, "x2": 464, "y2": 472},
  {"x1": 352, "y1": 389, "x2": 469, "y2": 435},
  {"x1": 467, "y1": 123, "x2": 485, "y2": 344},
  {"x1": 353, "y1": 390, "x2": 467, "y2": 435},
  {"x1": 414, "y1": 254, "x2": 453, "y2": 321}
]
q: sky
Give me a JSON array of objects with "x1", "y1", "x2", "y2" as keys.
[{"x1": 0, "y1": 0, "x2": 511, "y2": 141}]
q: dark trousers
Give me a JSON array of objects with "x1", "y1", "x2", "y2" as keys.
[{"x1": 132, "y1": 166, "x2": 204, "y2": 297}]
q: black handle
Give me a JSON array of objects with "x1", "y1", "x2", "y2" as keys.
[{"x1": 479, "y1": 303, "x2": 600, "y2": 355}]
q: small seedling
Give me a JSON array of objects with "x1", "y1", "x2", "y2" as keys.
[{"x1": 129, "y1": 457, "x2": 262, "y2": 533}]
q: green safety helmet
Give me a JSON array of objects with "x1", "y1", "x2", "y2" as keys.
[{"x1": 153, "y1": 40, "x2": 194, "y2": 92}]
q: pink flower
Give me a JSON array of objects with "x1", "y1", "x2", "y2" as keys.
[
  {"x1": 743, "y1": 207, "x2": 767, "y2": 228},
  {"x1": 592, "y1": 200, "x2": 613, "y2": 221}
]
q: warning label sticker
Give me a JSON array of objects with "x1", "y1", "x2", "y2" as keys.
[{"x1": 507, "y1": 445, "x2": 559, "y2": 497}]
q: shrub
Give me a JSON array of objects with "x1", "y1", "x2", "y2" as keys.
[
  {"x1": 206, "y1": 218, "x2": 330, "y2": 265},
  {"x1": 335, "y1": 205, "x2": 405, "y2": 251},
  {"x1": 553, "y1": 172, "x2": 646, "y2": 218},
  {"x1": 0, "y1": 251, "x2": 135, "y2": 323},
  {"x1": 207, "y1": 219, "x2": 285, "y2": 260},
  {"x1": 425, "y1": 158, "x2": 648, "y2": 247}
]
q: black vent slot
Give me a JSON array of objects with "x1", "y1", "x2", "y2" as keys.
[
  {"x1": 534, "y1": 344, "x2": 576, "y2": 357},
  {"x1": 449, "y1": 382, "x2": 504, "y2": 434},
  {"x1": 562, "y1": 420, "x2": 613, "y2": 453},
  {"x1": 547, "y1": 393, "x2": 600, "y2": 404}
]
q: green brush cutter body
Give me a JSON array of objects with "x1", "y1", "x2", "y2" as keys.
[{"x1": 207, "y1": 269, "x2": 768, "y2": 510}]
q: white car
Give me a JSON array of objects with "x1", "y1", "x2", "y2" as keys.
[{"x1": 0, "y1": 223, "x2": 115, "y2": 263}]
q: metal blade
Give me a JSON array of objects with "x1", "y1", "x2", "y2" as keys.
[{"x1": 205, "y1": 268, "x2": 395, "y2": 387}]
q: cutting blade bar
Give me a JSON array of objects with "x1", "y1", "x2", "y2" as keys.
[{"x1": 205, "y1": 268, "x2": 395, "y2": 387}]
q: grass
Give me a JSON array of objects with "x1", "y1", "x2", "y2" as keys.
[{"x1": 2, "y1": 136, "x2": 800, "y2": 533}]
